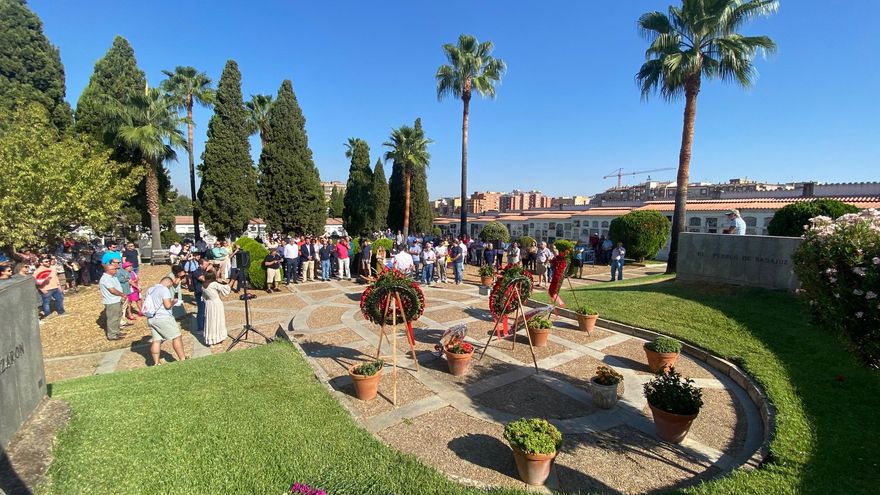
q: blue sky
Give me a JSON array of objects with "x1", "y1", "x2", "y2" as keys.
[{"x1": 31, "y1": 0, "x2": 880, "y2": 198}]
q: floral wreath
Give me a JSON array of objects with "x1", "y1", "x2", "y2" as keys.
[
  {"x1": 360, "y1": 268, "x2": 425, "y2": 325},
  {"x1": 489, "y1": 264, "x2": 534, "y2": 318}
]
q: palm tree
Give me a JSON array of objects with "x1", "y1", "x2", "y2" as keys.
[
  {"x1": 160, "y1": 66, "x2": 215, "y2": 241},
  {"x1": 636, "y1": 0, "x2": 777, "y2": 273},
  {"x1": 344, "y1": 137, "x2": 367, "y2": 158},
  {"x1": 246, "y1": 94, "x2": 274, "y2": 148},
  {"x1": 105, "y1": 88, "x2": 186, "y2": 251},
  {"x1": 383, "y1": 125, "x2": 432, "y2": 238},
  {"x1": 436, "y1": 34, "x2": 505, "y2": 238}
]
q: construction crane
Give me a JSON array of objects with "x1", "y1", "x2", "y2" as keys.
[{"x1": 603, "y1": 167, "x2": 677, "y2": 189}]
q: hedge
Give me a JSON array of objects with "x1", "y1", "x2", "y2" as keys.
[
  {"x1": 518, "y1": 235, "x2": 536, "y2": 249},
  {"x1": 235, "y1": 236, "x2": 270, "y2": 289},
  {"x1": 767, "y1": 199, "x2": 860, "y2": 237},
  {"x1": 479, "y1": 221, "x2": 511, "y2": 243},
  {"x1": 608, "y1": 210, "x2": 670, "y2": 261}
]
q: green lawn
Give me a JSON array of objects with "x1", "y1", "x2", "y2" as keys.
[
  {"x1": 535, "y1": 275, "x2": 880, "y2": 495},
  {"x1": 44, "y1": 343, "x2": 527, "y2": 495}
]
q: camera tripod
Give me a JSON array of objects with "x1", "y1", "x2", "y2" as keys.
[{"x1": 226, "y1": 273, "x2": 274, "y2": 351}]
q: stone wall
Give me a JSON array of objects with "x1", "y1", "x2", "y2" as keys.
[
  {"x1": 676, "y1": 232, "x2": 802, "y2": 291},
  {"x1": 0, "y1": 277, "x2": 46, "y2": 449}
]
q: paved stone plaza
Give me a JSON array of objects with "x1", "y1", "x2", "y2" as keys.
[{"x1": 41, "y1": 266, "x2": 765, "y2": 494}]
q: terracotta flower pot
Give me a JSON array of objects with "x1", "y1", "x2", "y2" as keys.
[
  {"x1": 444, "y1": 348, "x2": 473, "y2": 376},
  {"x1": 576, "y1": 313, "x2": 599, "y2": 334},
  {"x1": 590, "y1": 377, "x2": 620, "y2": 409},
  {"x1": 349, "y1": 364, "x2": 383, "y2": 401},
  {"x1": 648, "y1": 403, "x2": 699, "y2": 444},
  {"x1": 643, "y1": 344, "x2": 679, "y2": 374},
  {"x1": 480, "y1": 275, "x2": 494, "y2": 287},
  {"x1": 527, "y1": 326, "x2": 551, "y2": 347},
  {"x1": 510, "y1": 445, "x2": 556, "y2": 486}
]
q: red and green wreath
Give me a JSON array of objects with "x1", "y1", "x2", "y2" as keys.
[
  {"x1": 489, "y1": 264, "x2": 534, "y2": 318},
  {"x1": 360, "y1": 268, "x2": 425, "y2": 325}
]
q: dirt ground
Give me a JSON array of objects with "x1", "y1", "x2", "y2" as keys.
[{"x1": 38, "y1": 264, "x2": 196, "y2": 358}]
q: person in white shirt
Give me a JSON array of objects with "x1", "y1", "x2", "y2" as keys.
[
  {"x1": 610, "y1": 242, "x2": 626, "y2": 282},
  {"x1": 421, "y1": 242, "x2": 436, "y2": 285},
  {"x1": 168, "y1": 241, "x2": 182, "y2": 265},
  {"x1": 723, "y1": 209, "x2": 747, "y2": 235},
  {"x1": 434, "y1": 241, "x2": 449, "y2": 283},
  {"x1": 536, "y1": 242, "x2": 553, "y2": 288},
  {"x1": 143, "y1": 277, "x2": 186, "y2": 365},
  {"x1": 507, "y1": 242, "x2": 521, "y2": 266},
  {"x1": 283, "y1": 238, "x2": 300, "y2": 285},
  {"x1": 393, "y1": 246, "x2": 414, "y2": 276}
]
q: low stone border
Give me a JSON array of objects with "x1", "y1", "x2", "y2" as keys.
[{"x1": 526, "y1": 300, "x2": 776, "y2": 470}]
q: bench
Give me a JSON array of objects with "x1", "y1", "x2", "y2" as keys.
[{"x1": 151, "y1": 249, "x2": 170, "y2": 265}]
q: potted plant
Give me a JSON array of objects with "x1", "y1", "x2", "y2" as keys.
[
  {"x1": 643, "y1": 368, "x2": 703, "y2": 443},
  {"x1": 348, "y1": 359, "x2": 384, "y2": 401},
  {"x1": 643, "y1": 336, "x2": 682, "y2": 373},
  {"x1": 503, "y1": 418, "x2": 562, "y2": 486},
  {"x1": 590, "y1": 365, "x2": 622, "y2": 409},
  {"x1": 444, "y1": 341, "x2": 475, "y2": 376},
  {"x1": 526, "y1": 315, "x2": 553, "y2": 347},
  {"x1": 478, "y1": 264, "x2": 496, "y2": 287},
  {"x1": 574, "y1": 306, "x2": 599, "y2": 334}
]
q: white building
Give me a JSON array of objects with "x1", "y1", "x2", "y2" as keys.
[{"x1": 434, "y1": 194, "x2": 880, "y2": 260}]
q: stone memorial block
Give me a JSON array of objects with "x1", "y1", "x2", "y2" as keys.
[
  {"x1": 676, "y1": 232, "x2": 802, "y2": 291},
  {"x1": 0, "y1": 278, "x2": 47, "y2": 448}
]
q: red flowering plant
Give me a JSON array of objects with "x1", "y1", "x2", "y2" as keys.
[
  {"x1": 489, "y1": 264, "x2": 534, "y2": 318},
  {"x1": 360, "y1": 267, "x2": 425, "y2": 325},
  {"x1": 290, "y1": 483, "x2": 326, "y2": 495},
  {"x1": 446, "y1": 341, "x2": 474, "y2": 354}
]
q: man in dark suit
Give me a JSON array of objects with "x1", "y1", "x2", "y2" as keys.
[{"x1": 299, "y1": 236, "x2": 316, "y2": 282}]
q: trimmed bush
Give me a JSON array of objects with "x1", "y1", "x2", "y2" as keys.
[
  {"x1": 608, "y1": 210, "x2": 671, "y2": 262},
  {"x1": 373, "y1": 238, "x2": 393, "y2": 252},
  {"x1": 793, "y1": 210, "x2": 880, "y2": 367},
  {"x1": 479, "y1": 221, "x2": 510, "y2": 243},
  {"x1": 768, "y1": 199, "x2": 860, "y2": 237},
  {"x1": 518, "y1": 235, "x2": 536, "y2": 249},
  {"x1": 235, "y1": 236, "x2": 269, "y2": 289}
]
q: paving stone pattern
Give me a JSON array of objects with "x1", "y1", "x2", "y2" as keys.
[{"x1": 43, "y1": 265, "x2": 763, "y2": 494}]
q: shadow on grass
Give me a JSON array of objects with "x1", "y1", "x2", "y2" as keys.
[
  {"x1": 552, "y1": 278, "x2": 880, "y2": 494},
  {"x1": 0, "y1": 448, "x2": 27, "y2": 495}
]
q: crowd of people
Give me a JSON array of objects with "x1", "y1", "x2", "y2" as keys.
[{"x1": 0, "y1": 226, "x2": 633, "y2": 365}]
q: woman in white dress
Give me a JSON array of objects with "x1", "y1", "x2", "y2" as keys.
[{"x1": 202, "y1": 271, "x2": 231, "y2": 346}]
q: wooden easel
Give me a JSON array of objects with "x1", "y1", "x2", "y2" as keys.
[
  {"x1": 478, "y1": 281, "x2": 539, "y2": 373},
  {"x1": 374, "y1": 291, "x2": 420, "y2": 406}
]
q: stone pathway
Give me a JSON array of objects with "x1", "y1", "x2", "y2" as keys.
[
  {"x1": 287, "y1": 267, "x2": 763, "y2": 494},
  {"x1": 41, "y1": 264, "x2": 763, "y2": 494}
]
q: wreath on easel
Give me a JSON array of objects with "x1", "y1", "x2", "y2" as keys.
[
  {"x1": 360, "y1": 268, "x2": 425, "y2": 325},
  {"x1": 489, "y1": 264, "x2": 534, "y2": 318}
]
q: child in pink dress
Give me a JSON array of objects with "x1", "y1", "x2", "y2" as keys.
[{"x1": 125, "y1": 263, "x2": 142, "y2": 319}]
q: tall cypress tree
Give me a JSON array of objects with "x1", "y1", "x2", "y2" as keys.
[
  {"x1": 258, "y1": 79, "x2": 325, "y2": 235},
  {"x1": 74, "y1": 36, "x2": 146, "y2": 141},
  {"x1": 0, "y1": 0, "x2": 72, "y2": 130},
  {"x1": 370, "y1": 158, "x2": 390, "y2": 232},
  {"x1": 408, "y1": 118, "x2": 434, "y2": 233},
  {"x1": 342, "y1": 138, "x2": 373, "y2": 236},
  {"x1": 328, "y1": 186, "x2": 344, "y2": 218},
  {"x1": 199, "y1": 60, "x2": 257, "y2": 238},
  {"x1": 387, "y1": 159, "x2": 405, "y2": 232}
]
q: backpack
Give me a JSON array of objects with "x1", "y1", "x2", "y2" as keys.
[{"x1": 142, "y1": 286, "x2": 158, "y2": 318}]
